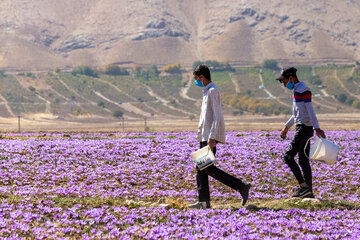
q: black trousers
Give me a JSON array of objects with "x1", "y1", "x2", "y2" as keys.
[
  {"x1": 284, "y1": 124, "x2": 314, "y2": 189},
  {"x1": 196, "y1": 141, "x2": 245, "y2": 202}
]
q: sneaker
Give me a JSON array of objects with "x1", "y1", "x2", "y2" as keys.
[
  {"x1": 292, "y1": 186, "x2": 312, "y2": 198},
  {"x1": 239, "y1": 182, "x2": 251, "y2": 206},
  {"x1": 188, "y1": 201, "x2": 211, "y2": 209},
  {"x1": 306, "y1": 192, "x2": 315, "y2": 199}
]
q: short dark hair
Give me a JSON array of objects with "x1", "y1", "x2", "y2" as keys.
[{"x1": 193, "y1": 64, "x2": 211, "y2": 81}]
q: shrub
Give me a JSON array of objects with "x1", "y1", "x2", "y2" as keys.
[
  {"x1": 192, "y1": 60, "x2": 233, "y2": 71},
  {"x1": 104, "y1": 64, "x2": 129, "y2": 76},
  {"x1": 97, "y1": 101, "x2": 105, "y2": 108},
  {"x1": 25, "y1": 72, "x2": 35, "y2": 78},
  {"x1": 262, "y1": 59, "x2": 280, "y2": 71},
  {"x1": 113, "y1": 110, "x2": 124, "y2": 118},
  {"x1": 345, "y1": 97, "x2": 354, "y2": 106},
  {"x1": 0, "y1": 70, "x2": 4, "y2": 77},
  {"x1": 28, "y1": 86, "x2": 36, "y2": 92},
  {"x1": 335, "y1": 93, "x2": 347, "y2": 103},
  {"x1": 72, "y1": 65, "x2": 98, "y2": 77},
  {"x1": 163, "y1": 63, "x2": 182, "y2": 74},
  {"x1": 310, "y1": 75, "x2": 322, "y2": 85}
]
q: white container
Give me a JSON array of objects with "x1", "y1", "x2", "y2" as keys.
[
  {"x1": 310, "y1": 138, "x2": 340, "y2": 165},
  {"x1": 191, "y1": 145, "x2": 215, "y2": 170}
]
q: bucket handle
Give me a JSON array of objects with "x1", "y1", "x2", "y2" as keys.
[{"x1": 304, "y1": 137, "x2": 312, "y2": 159}]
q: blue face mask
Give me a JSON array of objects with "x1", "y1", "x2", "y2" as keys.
[
  {"x1": 195, "y1": 78, "x2": 204, "y2": 87},
  {"x1": 286, "y1": 81, "x2": 294, "y2": 90}
]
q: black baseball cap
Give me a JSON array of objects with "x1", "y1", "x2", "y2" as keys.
[{"x1": 276, "y1": 67, "x2": 297, "y2": 81}]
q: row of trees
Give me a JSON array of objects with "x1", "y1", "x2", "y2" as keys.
[
  {"x1": 71, "y1": 65, "x2": 130, "y2": 77},
  {"x1": 192, "y1": 60, "x2": 233, "y2": 72}
]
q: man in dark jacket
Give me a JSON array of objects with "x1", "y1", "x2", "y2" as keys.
[{"x1": 276, "y1": 67, "x2": 326, "y2": 198}]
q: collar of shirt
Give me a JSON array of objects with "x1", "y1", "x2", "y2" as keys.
[
  {"x1": 293, "y1": 81, "x2": 304, "y2": 91},
  {"x1": 203, "y1": 82, "x2": 214, "y2": 94}
]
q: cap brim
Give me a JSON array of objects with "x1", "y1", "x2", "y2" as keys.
[{"x1": 276, "y1": 75, "x2": 285, "y2": 81}]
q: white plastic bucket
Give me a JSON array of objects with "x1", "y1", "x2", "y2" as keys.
[
  {"x1": 310, "y1": 138, "x2": 340, "y2": 165},
  {"x1": 191, "y1": 145, "x2": 215, "y2": 170}
]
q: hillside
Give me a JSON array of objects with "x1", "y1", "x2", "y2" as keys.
[
  {"x1": 0, "y1": 63, "x2": 359, "y2": 119},
  {"x1": 0, "y1": 0, "x2": 360, "y2": 70}
]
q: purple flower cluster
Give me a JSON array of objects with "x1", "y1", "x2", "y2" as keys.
[{"x1": 0, "y1": 130, "x2": 359, "y2": 238}]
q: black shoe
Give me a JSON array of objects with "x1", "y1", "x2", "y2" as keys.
[
  {"x1": 188, "y1": 201, "x2": 211, "y2": 209},
  {"x1": 306, "y1": 192, "x2": 315, "y2": 199},
  {"x1": 240, "y1": 182, "x2": 251, "y2": 206},
  {"x1": 292, "y1": 186, "x2": 312, "y2": 198}
]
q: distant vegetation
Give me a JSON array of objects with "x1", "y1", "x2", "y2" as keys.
[
  {"x1": 262, "y1": 59, "x2": 280, "y2": 71},
  {"x1": 192, "y1": 60, "x2": 233, "y2": 72},
  {"x1": 103, "y1": 64, "x2": 129, "y2": 76},
  {"x1": 163, "y1": 63, "x2": 182, "y2": 74},
  {"x1": 223, "y1": 93, "x2": 290, "y2": 116},
  {"x1": 72, "y1": 65, "x2": 98, "y2": 78},
  {"x1": 0, "y1": 62, "x2": 359, "y2": 118}
]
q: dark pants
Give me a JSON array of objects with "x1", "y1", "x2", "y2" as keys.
[
  {"x1": 196, "y1": 141, "x2": 245, "y2": 202},
  {"x1": 284, "y1": 124, "x2": 314, "y2": 189}
]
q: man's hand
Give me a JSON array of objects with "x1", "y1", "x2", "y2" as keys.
[
  {"x1": 280, "y1": 126, "x2": 288, "y2": 139},
  {"x1": 315, "y1": 128, "x2": 326, "y2": 138},
  {"x1": 208, "y1": 139, "x2": 216, "y2": 151}
]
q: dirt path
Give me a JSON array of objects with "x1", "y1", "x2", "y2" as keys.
[
  {"x1": 35, "y1": 93, "x2": 51, "y2": 113},
  {"x1": 92, "y1": 78, "x2": 170, "y2": 117},
  {"x1": 334, "y1": 69, "x2": 360, "y2": 100},
  {"x1": 259, "y1": 69, "x2": 291, "y2": 108},
  {"x1": 93, "y1": 90, "x2": 151, "y2": 117},
  {"x1": 320, "y1": 89, "x2": 330, "y2": 97},
  {"x1": 180, "y1": 73, "x2": 197, "y2": 101},
  {"x1": 0, "y1": 94, "x2": 16, "y2": 117},
  {"x1": 57, "y1": 78, "x2": 112, "y2": 113},
  {"x1": 259, "y1": 72, "x2": 275, "y2": 99},
  {"x1": 57, "y1": 78, "x2": 89, "y2": 102},
  {"x1": 145, "y1": 85, "x2": 191, "y2": 115},
  {"x1": 229, "y1": 72, "x2": 240, "y2": 92}
]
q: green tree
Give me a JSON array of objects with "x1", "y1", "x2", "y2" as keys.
[
  {"x1": 262, "y1": 59, "x2": 280, "y2": 71},
  {"x1": 104, "y1": 64, "x2": 129, "y2": 76},
  {"x1": 72, "y1": 65, "x2": 98, "y2": 77},
  {"x1": 113, "y1": 110, "x2": 124, "y2": 118},
  {"x1": 335, "y1": 93, "x2": 347, "y2": 103},
  {"x1": 97, "y1": 101, "x2": 105, "y2": 108}
]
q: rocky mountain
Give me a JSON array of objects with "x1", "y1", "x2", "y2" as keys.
[{"x1": 0, "y1": 0, "x2": 360, "y2": 70}]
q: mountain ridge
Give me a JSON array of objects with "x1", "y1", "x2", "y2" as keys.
[{"x1": 0, "y1": 0, "x2": 359, "y2": 70}]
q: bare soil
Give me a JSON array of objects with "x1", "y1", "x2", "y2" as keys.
[{"x1": 0, "y1": 113, "x2": 359, "y2": 132}]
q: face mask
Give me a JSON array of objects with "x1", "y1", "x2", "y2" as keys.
[
  {"x1": 195, "y1": 78, "x2": 204, "y2": 87},
  {"x1": 286, "y1": 81, "x2": 294, "y2": 90}
]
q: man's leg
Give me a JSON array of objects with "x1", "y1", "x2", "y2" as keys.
[
  {"x1": 204, "y1": 165, "x2": 245, "y2": 191},
  {"x1": 284, "y1": 125, "x2": 307, "y2": 185},
  {"x1": 196, "y1": 142, "x2": 211, "y2": 202},
  {"x1": 298, "y1": 126, "x2": 314, "y2": 190}
]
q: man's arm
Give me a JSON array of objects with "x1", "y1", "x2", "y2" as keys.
[
  {"x1": 280, "y1": 115, "x2": 294, "y2": 139},
  {"x1": 305, "y1": 101, "x2": 326, "y2": 138},
  {"x1": 208, "y1": 89, "x2": 221, "y2": 150}
]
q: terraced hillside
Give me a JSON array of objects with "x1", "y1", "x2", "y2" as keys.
[{"x1": 0, "y1": 64, "x2": 359, "y2": 119}]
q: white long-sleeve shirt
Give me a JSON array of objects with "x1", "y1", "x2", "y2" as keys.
[
  {"x1": 285, "y1": 82, "x2": 320, "y2": 129},
  {"x1": 197, "y1": 82, "x2": 226, "y2": 143}
]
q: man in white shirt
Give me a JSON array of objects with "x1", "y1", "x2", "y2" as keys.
[
  {"x1": 188, "y1": 65, "x2": 251, "y2": 209},
  {"x1": 276, "y1": 67, "x2": 326, "y2": 198}
]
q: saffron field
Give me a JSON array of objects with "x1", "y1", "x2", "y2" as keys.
[{"x1": 0, "y1": 131, "x2": 359, "y2": 239}]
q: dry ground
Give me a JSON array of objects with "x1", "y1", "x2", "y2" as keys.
[{"x1": 0, "y1": 113, "x2": 359, "y2": 132}]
